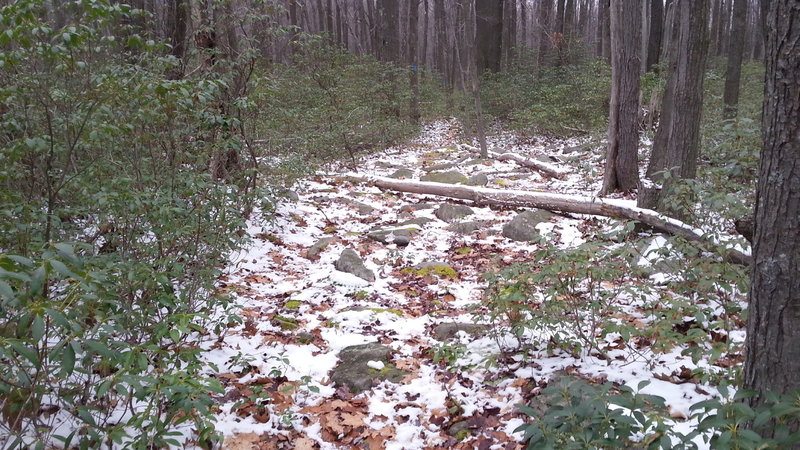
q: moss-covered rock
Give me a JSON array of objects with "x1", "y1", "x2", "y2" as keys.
[{"x1": 420, "y1": 171, "x2": 468, "y2": 184}]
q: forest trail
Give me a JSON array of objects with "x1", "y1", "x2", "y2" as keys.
[{"x1": 201, "y1": 121, "x2": 723, "y2": 449}]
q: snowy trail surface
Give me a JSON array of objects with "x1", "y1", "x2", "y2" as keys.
[{"x1": 201, "y1": 121, "x2": 735, "y2": 449}]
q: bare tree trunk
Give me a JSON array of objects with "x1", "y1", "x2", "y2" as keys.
[
  {"x1": 744, "y1": 0, "x2": 800, "y2": 435},
  {"x1": 640, "y1": 0, "x2": 710, "y2": 214},
  {"x1": 539, "y1": 0, "x2": 554, "y2": 65},
  {"x1": 602, "y1": 0, "x2": 642, "y2": 195},
  {"x1": 462, "y1": 0, "x2": 488, "y2": 157},
  {"x1": 475, "y1": 0, "x2": 503, "y2": 72},
  {"x1": 722, "y1": 0, "x2": 748, "y2": 119},
  {"x1": 409, "y1": 0, "x2": 421, "y2": 124},
  {"x1": 646, "y1": 0, "x2": 663, "y2": 71}
]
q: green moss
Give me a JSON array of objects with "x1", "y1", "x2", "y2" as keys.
[
  {"x1": 274, "y1": 315, "x2": 298, "y2": 330},
  {"x1": 367, "y1": 362, "x2": 397, "y2": 375},
  {"x1": 323, "y1": 226, "x2": 337, "y2": 233},
  {"x1": 350, "y1": 290, "x2": 369, "y2": 300},
  {"x1": 456, "y1": 246, "x2": 474, "y2": 255},
  {"x1": 402, "y1": 264, "x2": 458, "y2": 279},
  {"x1": 366, "y1": 307, "x2": 403, "y2": 317},
  {"x1": 493, "y1": 179, "x2": 509, "y2": 186},
  {"x1": 454, "y1": 429, "x2": 471, "y2": 442},
  {"x1": 284, "y1": 300, "x2": 302, "y2": 310}
]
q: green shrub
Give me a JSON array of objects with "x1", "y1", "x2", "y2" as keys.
[{"x1": 0, "y1": 0, "x2": 259, "y2": 446}]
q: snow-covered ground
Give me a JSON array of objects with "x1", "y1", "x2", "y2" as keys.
[{"x1": 202, "y1": 120, "x2": 744, "y2": 449}]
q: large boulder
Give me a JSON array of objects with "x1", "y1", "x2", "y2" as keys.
[
  {"x1": 330, "y1": 343, "x2": 407, "y2": 393},
  {"x1": 502, "y1": 209, "x2": 554, "y2": 242},
  {"x1": 420, "y1": 171, "x2": 468, "y2": 184},
  {"x1": 334, "y1": 248, "x2": 375, "y2": 282},
  {"x1": 434, "y1": 204, "x2": 474, "y2": 223}
]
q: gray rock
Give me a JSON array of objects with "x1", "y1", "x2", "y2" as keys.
[
  {"x1": 465, "y1": 173, "x2": 489, "y2": 186},
  {"x1": 367, "y1": 228, "x2": 416, "y2": 246},
  {"x1": 447, "y1": 420, "x2": 471, "y2": 439},
  {"x1": 334, "y1": 248, "x2": 375, "y2": 282},
  {"x1": 342, "y1": 198, "x2": 375, "y2": 215},
  {"x1": 409, "y1": 261, "x2": 458, "y2": 278},
  {"x1": 389, "y1": 168, "x2": 414, "y2": 179},
  {"x1": 420, "y1": 171, "x2": 468, "y2": 184},
  {"x1": 433, "y1": 322, "x2": 489, "y2": 341},
  {"x1": 447, "y1": 221, "x2": 484, "y2": 235},
  {"x1": 502, "y1": 209, "x2": 555, "y2": 242},
  {"x1": 278, "y1": 189, "x2": 300, "y2": 202},
  {"x1": 434, "y1": 204, "x2": 474, "y2": 223},
  {"x1": 307, "y1": 237, "x2": 334, "y2": 259},
  {"x1": 397, "y1": 217, "x2": 436, "y2": 227},
  {"x1": 425, "y1": 162, "x2": 458, "y2": 172},
  {"x1": 399, "y1": 203, "x2": 435, "y2": 213},
  {"x1": 330, "y1": 343, "x2": 407, "y2": 393},
  {"x1": 377, "y1": 161, "x2": 403, "y2": 169}
]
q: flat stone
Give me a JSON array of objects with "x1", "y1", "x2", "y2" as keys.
[
  {"x1": 279, "y1": 189, "x2": 300, "y2": 202},
  {"x1": 447, "y1": 221, "x2": 484, "y2": 234},
  {"x1": 334, "y1": 248, "x2": 375, "y2": 282},
  {"x1": 420, "y1": 171, "x2": 468, "y2": 184},
  {"x1": 307, "y1": 237, "x2": 334, "y2": 260},
  {"x1": 330, "y1": 343, "x2": 407, "y2": 394},
  {"x1": 433, "y1": 323, "x2": 489, "y2": 340},
  {"x1": 341, "y1": 198, "x2": 375, "y2": 215},
  {"x1": 502, "y1": 209, "x2": 555, "y2": 242},
  {"x1": 396, "y1": 217, "x2": 436, "y2": 227},
  {"x1": 408, "y1": 261, "x2": 458, "y2": 278},
  {"x1": 399, "y1": 203, "x2": 435, "y2": 213},
  {"x1": 367, "y1": 228, "x2": 416, "y2": 246},
  {"x1": 465, "y1": 173, "x2": 489, "y2": 186},
  {"x1": 389, "y1": 168, "x2": 414, "y2": 179},
  {"x1": 434, "y1": 204, "x2": 474, "y2": 223}
]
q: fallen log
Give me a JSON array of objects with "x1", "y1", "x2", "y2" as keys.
[
  {"x1": 458, "y1": 144, "x2": 569, "y2": 179},
  {"x1": 362, "y1": 176, "x2": 752, "y2": 266}
]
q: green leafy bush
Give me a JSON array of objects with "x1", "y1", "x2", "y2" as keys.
[{"x1": 0, "y1": 0, "x2": 260, "y2": 446}]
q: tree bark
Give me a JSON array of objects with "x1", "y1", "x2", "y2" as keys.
[
  {"x1": 744, "y1": 0, "x2": 800, "y2": 436},
  {"x1": 539, "y1": 0, "x2": 554, "y2": 65},
  {"x1": 601, "y1": 0, "x2": 641, "y2": 195},
  {"x1": 459, "y1": 144, "x2": 569, "y2": 178},
  {"x1": 646, "y1": 0, "x2": 663, "y2": 71},
  {"x1": 640, "y1": 0, "x2": 709, "y2": 214},
  {"x1": 475, "y1": 0, "x2": 503, "y2": 72},
  {"x1": 353, "y1": 176, "x2": 751, "y2": 266},
  {"x1": 409, "y1": 0, "x2": 421, "y2": 124},
  {"x1": 722, "y1": 0, "x2": 748, "y2": 119}
]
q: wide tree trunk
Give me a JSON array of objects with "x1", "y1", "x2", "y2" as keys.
[
  {"x1": 539, "y1": 0, "x2": 554, "y2": 65},
  {"x1": 601, "y1": 0, "x2": 641, "y2": 195},
  {"x1": 639, "y1": 0, "x2": 710, "y2": 214},
  {"x1": 722, "y1": 0, "x2": 749, "y2": 119},
  {"x1": 743, "y1": 0, "x2": 800, "y2": 436}
]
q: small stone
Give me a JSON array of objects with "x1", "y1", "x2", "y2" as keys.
[
  {"x1": 420, "y1": 171, "x2": 468, "y2": 184},
  {"x1": 502, "y1": 209, "x2": 555, "y2": 242},
  {"x1": 279, "y1": 189, "x2": 300, "y2": 202},
  {"x1": 433, "y1": 323, "x2": 488, "y2": 340},
  {"x1": 434, "y1": 204, "x2": 474, "y2": 223},
  {"x1": 367, "y1": 228, "x2": 416, "y2": 245},
  {"x1": 307, "y1": 237, "x2": 334, "y2": 260},
  {"x1": 330, "y1": 343, "x2": 407, "y2": 393},
  {"x1": 389, "y1": 168, "x2": 414, "y2": 179},
  {"x1": 447, "y1": 221, "x2": 483, "y2": 234},
  {"x1": 399, "y1": 203, "x2": 435, "y2": 213},
  {"x1": 342, "y1": 199, "x2": 375, "y2": 215},
  {"x1": 407, "y1": 261, "x2": 458, "y2": 278},
  {"x1": 334, "y1": 248, "x2": 375, "y2": 282},
  {"x1": 465, "y1": 173, "x2": 489, "y2": 186},
  {"x1": 396, "y1": 217, "x2": 436, "y2": 227}
]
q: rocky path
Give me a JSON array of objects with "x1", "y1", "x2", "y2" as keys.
[{"x1": 200, "y1": 121, "x2": 729, "y2": 449}]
